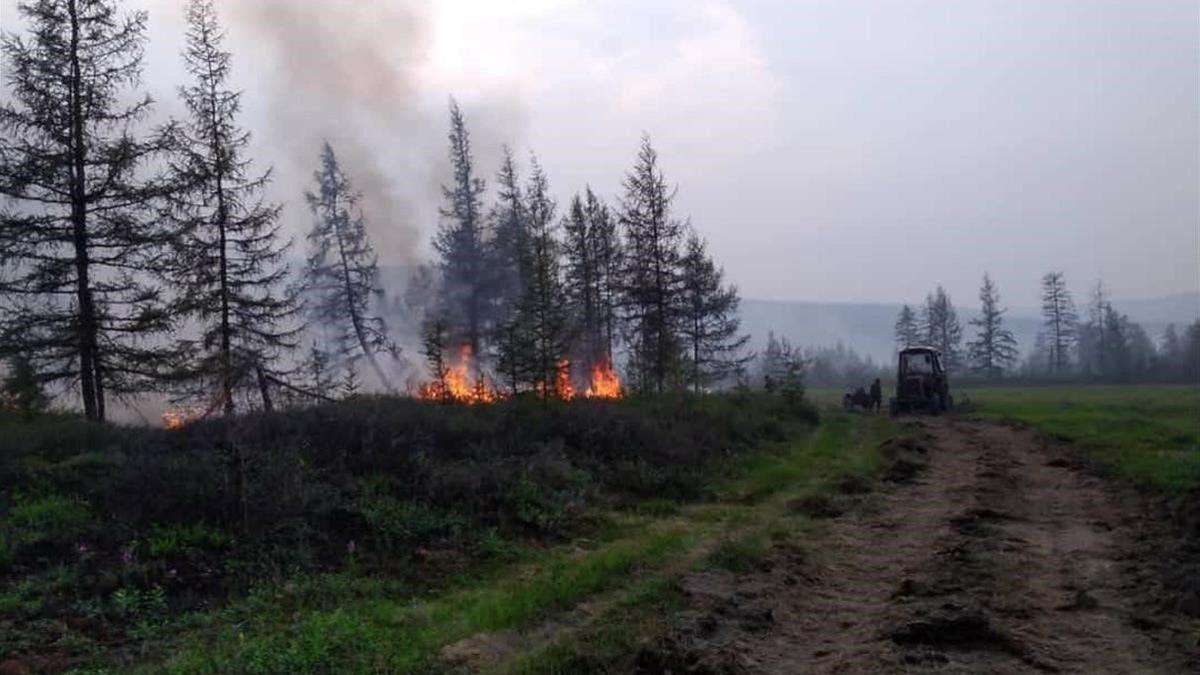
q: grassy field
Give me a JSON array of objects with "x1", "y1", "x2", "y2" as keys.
[
  {"x1": 146, "y1": 410, "x2": 895, "y2": 674},
  {"x1": 966, "y1": 385, "x2": 1200, "y2": 491}
]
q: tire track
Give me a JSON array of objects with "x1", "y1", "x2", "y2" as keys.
[{"x1": 650, "y1": 417, "x2": 1192, "y2": 674}]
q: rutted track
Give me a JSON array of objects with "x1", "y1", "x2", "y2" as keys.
[{"x1": 654, "y1": 418, "x2": 1195, "y2": 673}]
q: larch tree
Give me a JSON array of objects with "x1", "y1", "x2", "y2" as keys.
[
  {"x1": 0, "y1": 0, "x2": 175, "y2": 421},
  {"x1": 619, "y1": 135, "x2": 685, "y2": 394},
  {"x1": 301, "y1": 143, "x2": 395, "y2": 391},
  {"x1": 165, "y1": 0, "x2": 300, "y2": 415},
  {"x1": 966, "y1": 274, "x2": 1018, "y2": 379},
  {"x1": 894, "y1": 305, "x2": 920, "y2": 350},
  {"x1": 488, "y1": 146, "x2": 527, "y2": 317},
  {"x1": 1076, "y1": 280, "x2": 1109, "y2": 378},
  {"x1": 561, "y1": 187, "x2": 623, "y2": 375},
  {"x1": 434, "y1": 99, "x2": 489, "y2": 356},
  {"x1": 586, "y1": 188, "x2": 622, "y2": 364},
  {"x1": 677, "y1": 231, "x2": 751, "y2": 393},
  {"x1": 1040, "y1": 272, "x2": 1077, "y2": 374},
  {"x1": 922, "y1": 286, "x2": 963, "y2": 372},
  {"x1": 499, "y1": 156, "x2": 570, "y2": 397}
]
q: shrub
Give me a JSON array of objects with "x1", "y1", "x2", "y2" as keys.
[
  {"x1": 6, "y1": 493, "x2": 93, "y2": 550},
  {"x1": 354, "y1": 476, "x2": 468, "y2": 554},
  {"x1": 148, "y1": 522, "x2": 233, "y2": 560}
]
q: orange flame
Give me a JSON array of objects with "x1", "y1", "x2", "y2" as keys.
[
  {"x1": 162, "y1": 408, "x2": 195, "y2": 430},
  {"x1": 583, "y1": 358, "x2": 622, "y2": 399},
  {"x1": 417, "y1": 349, "x2": 621, "y2": 403},
  {"x1": 418, "y1": 345, "x2": 499, "y2": 404},
  {"x1": 556, "y1": 359, "x2": 576, "y2": 400}
]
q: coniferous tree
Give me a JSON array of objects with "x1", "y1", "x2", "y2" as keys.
[
  {"x1": 2, "y1": 355, "x2": 48, "y2": 419},
  {"x1": 758, "y1": 331, "x2": 805, "y2": 399},
  {"x1": 1184, "y1": 320, "x2": 1200, "y2": 382},
  {"x1": 921, "y1": 286, "x2": 963, "y2": 372},
  {"x1": 502, "y1": 156, "x2": 570, "y2": 397},
  {"x1": 561, "y1": 187, "x2": 624, "y2": 376},
  {"x1": 562, "y1": 193, "x2": 598, "y2": 368},
  {"x1": 0, "y1": 0, "x2": 175, "y2": 421},
  {"x1": 165, "y1": 0, "x2": 300, "y2": 414},
  {"x1": 678, "y1": 231, "x2": 751, "y2": 393},
  {"x1": 301, "y1": 143, "x2": 395, "y2": 391},
  {"x1": 1160, "y1": 324, "x2": 1183, "y2": 377},
  {"x1": 1076, "y1": 281, "x2": 1109, "y2": 378},
  {"x1": 434, "y1": 99, "x2": 489, "y2": 355},
  {"x1": 303, "y1": 342, "x2": 334, "y2": 398},
  {"x1": 420, "y1": 315, "x2": 451, "y2": 401},
  {"x1": 488, "y1": 146, "x2": 527, "y2": 316},
  {"x1": 1040, "y1": 272, "x2": 1077, "y2": 374},
  {"x1": 619, "y1": 135, "x2": 685, "y2": 393},
  {"x1": 966, "y1": 274, "x2": 1018, "y2": 379},
  {"x1": 586, "y1": 188, "x2": 623, "y2": 364},
  {"x1": 894, "y1": 305, "x2": 920, "y2": 350}
]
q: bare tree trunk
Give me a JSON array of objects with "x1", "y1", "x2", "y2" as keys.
[{"x1": 68, "y1": 0, "x2": 100, "y2": 422}]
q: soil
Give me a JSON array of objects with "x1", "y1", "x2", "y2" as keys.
[{"x1": 648, "y1": 418, "x2": 1199, "y2": 674}]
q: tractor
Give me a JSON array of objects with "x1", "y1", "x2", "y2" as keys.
[{"x1": 889, "y1": 346, "x2": 953, "y2": 415}]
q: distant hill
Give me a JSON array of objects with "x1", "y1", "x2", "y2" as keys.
[{"x1": 739, "y1": 292, "x2": 1200, "y2": 363}]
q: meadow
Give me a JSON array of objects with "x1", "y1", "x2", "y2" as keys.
[{"x1": 965, "y1": 384, "x2": 1200, "y2": 491}]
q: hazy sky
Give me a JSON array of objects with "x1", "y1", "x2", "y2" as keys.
[{"x1": 2, "y1": 0, "x2": 1197, "y2": 308}]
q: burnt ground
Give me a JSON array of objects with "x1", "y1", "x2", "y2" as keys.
[{"x1": 647, "y1": 418, "x2": 1199, "y2": 674}]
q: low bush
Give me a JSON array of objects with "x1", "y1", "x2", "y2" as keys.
[
  {"x1": 148, "y1": 522, "x2": 234, "y2": 560},
  {"x1": 5, "y1": 492, "x2": 94, "y2": 555},
  {"x1": 0, "y1": 391, "x2": 817, "y2": 647}
]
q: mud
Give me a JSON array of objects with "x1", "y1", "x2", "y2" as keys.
[{"x1": 648, "y1": 418, "x2": 1198, "y2": 674}]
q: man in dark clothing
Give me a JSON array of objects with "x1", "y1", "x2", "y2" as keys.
[{"x1": 870, "y1": 378, "x2": 883, "y2": 413}]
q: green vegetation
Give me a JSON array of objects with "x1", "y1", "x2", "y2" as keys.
[
  {"x1": 0, "y1": 395, "x2": 900, "y2": 673},
  {"x1": 968, "y1": 385, "x2": 1200, "y2": 490},
  {"x1": 0, "y1": 393, "x2": 833, "y2": 672}
]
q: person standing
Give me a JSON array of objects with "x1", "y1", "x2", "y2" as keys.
[{"x1": 870, "y1": 378, "x2": 883, "y2": 413}]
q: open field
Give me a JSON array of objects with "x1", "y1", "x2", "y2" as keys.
[
  {"x1": 964, "y1": 385, "x2": 1200, "y2": 490},
  {"x1": 4, "y1": 386, "x2": 1198, "y2": 673}
]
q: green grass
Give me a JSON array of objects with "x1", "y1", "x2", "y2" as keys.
[
  {"x1": 101, "y1": 407, "x2": 894, "y2": 675},
  {"x1": 967, "y1": 385, "x2": 1200, "y2": 490},
  {"x1": 158, "y1": 528, "x2": 692, "y2": 674},
  {"x1": 490, "y1": 409, "x2": 897, "y2": 675}
]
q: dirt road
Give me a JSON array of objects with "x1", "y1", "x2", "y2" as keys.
[{"x1": 657, "y1": 418, "x2": 1196, "y2": 674}]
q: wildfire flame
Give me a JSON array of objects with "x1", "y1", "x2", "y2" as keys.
[
  {"x1": 417, "y1": 348, "x2": 622, "y2": 403},
  {"x1": 418, "y1": 345, "x2": 499, "y2": 404},
  {"x1": 583, "y1": 358, "x2": 622, "y2": 399},
  {"x1": 556, "y1": 359, "x2": 576, "y2": 400},
  {"x1": 162, "y1": 408, "x2": 195, "y2": 430}
]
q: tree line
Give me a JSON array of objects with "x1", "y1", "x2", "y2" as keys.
[
  {"x1": 423, "y1": 103, "x2": 750, "y2": 398},
  {"x1": 893, "y1": 273, "x2": 1200, "y2": 382},
  {"x1": 0, "y1": 0, "x2": 753, "y2": 422}
]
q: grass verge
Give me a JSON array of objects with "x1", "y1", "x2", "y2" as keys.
[{"x1": 966, "y1": 385, "x2": 1200, "y2": 491}]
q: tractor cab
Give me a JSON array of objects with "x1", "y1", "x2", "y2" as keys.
[{"x1": 890, "y1": 346, "x2": 952, "y2": 415}]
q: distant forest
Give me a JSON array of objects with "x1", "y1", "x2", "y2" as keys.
[{"x1": 880, "y1": 274, "x2": 1200, "y2": 386}]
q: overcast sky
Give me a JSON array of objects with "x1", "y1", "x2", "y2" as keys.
[{"x1": 2, "y1": 0, "x2": 1197, "y2": 308}]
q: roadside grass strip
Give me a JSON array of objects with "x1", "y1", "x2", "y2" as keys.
[
  {"x1": 969, "y1": 385, "x2": 1200, "y2": 491},
  {"x1": 495, "y1": 410, "x2": 897, "y2": 675}
]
